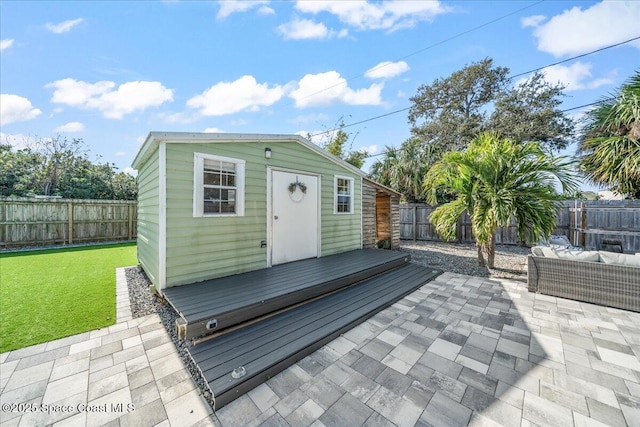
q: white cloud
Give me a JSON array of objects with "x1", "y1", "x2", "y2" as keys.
[
  {"x1": 1, "y1": 39, "x2": 14, "y2": 52},
  {"x1": 295, "y1": 0, "x2": 448, "y2": 32},
  {"x1": 289, "y1": 71, "x2": 383, "y2": 108},
  {"x1": 46, "y1": 78, "x2": 173, "y2": 119},
  {"x1": 289, "y1": 113, "x2": 329, "y2": 125},
  {"x1": 521, "y1": 15, "x2": 546, "y2": 28},
  {"x1": 123, "y1": 167, "x2": 137, "y2": 177},
  {"x1": 526, "y1": 1, "x2": 640, "y2": 57},
  {"x1": 258, "y1": 6, "x2": 275, "y2": 16},
  {"x1": 359, "y1": 144, "x2": 379, "y2": 154},
  {"x1": 296, "y1": 130, "x2": 323, "y2": 144},
  {"x1": 115, "y1": 151, "x2": 125, "y2": 157},
  {"x1": 45, "y1": 18, "x2": 84, "y2": 34},
  {"x1": 203, "y1": 127, "x2": 225, "y2": 133},
  {"x1": 53, "y1": 121, "x2": 85, "y2": 133},
  {"x1": 47, "y1": 78, "x2": 114, "y2": 106},
  {"x1": 216, "y1": 1, "x2": 270, "y2": 20},
  {"x1": 0, "y1": 133, "x2": 35, "y2": 150},
  {"x1": 98, "y1": 81, "x2": 174, "y2": 118},
  {"x1": 365, "y1": 61, "x2": 409, "y2": 79},
  {"x1": 186, "y1": 75, "x2": 285, "y2": 116},
  {"x1": 541, "y1": 62, "x2": 615, "y2": 91},
  {"x1": 278, "y1": 18, "x2": 331, "y2": 40},
  {"x1": 0, "y1": 94, "x2": 42, "y2": 126},
  {"x1": 158, "y1": 111, "x2": 197, "y2": 124}
]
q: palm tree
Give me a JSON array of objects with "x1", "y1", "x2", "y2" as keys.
[
  {"x1": 369, "y1": 138, "x2": 442, "y2": 202},
  {"x1": 579, "y1": 72, "x2": 640, "y2": 198},
  {"x1": 424, "y1": 132, "x2": 577, "y2": 268}
]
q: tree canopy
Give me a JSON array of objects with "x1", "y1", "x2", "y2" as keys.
[
  {"x1": 578, "y1": 71, "x2": 640, "y2": 199},
  {"x1": 372, "y1": 58, "x2": 575, "y2": 201},
  {"x1": 0, "y1": 136, "x2": 137, "y2": 200},
  {"x1": 314, "y1": 118, "x2": 368, "y2": 169},
  {"x1": 408, "y1": 58, "x2": 573, "y2": 153}
]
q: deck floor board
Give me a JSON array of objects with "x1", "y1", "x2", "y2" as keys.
[
  {"x1": 187, "y1": 262, "x2": 441, "y2": 409},
  {"x1": 163, "y1": 249, "x2": 410, "y2": 339}
]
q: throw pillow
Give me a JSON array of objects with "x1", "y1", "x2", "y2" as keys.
[
  {"x1": 599, "y1": 251, "x2": 640, "y2": 268},
  {"x1": 531, "y1": 246, "x2": 545, "y2": 257}
]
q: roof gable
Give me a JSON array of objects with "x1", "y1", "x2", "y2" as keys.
[{"x1": 132, "y1": 131, "x2": 366, "y2": 178}]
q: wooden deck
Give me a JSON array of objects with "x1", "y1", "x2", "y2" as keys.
[
  {"x1": 163, "y1": 249, "x2": 410, "y2": 340},
  {"x1": 187, "y1": 262, "x2": 441, "y2": 410}
]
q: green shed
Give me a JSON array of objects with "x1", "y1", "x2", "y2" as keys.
[{"x1": 132, "y1": 132, "x2": 371, "y2": 290}]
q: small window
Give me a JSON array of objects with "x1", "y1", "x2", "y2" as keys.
[
  {"x1": 334, "y1": 176, "x2": 354, "y2": 214},
  {"x1": 194, "y1": 153, "x2": 245, "y2": 217}
]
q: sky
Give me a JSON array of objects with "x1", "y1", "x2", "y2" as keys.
[{"x1": 1, "y1": 0, "x2": 639, "y2": 191}]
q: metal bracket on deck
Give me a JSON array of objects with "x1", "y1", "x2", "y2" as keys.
[{"x1": 206, "y1": 319, "x2": 218, "y2": 330}]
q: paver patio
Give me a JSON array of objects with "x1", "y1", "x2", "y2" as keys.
[{"x1": 1, "y1": 268, "x2": 639, "y2": 426}]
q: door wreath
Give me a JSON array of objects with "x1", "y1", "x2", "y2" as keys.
[{"x1": 288, "y1": 180, "x2": 307, "y2": 202}]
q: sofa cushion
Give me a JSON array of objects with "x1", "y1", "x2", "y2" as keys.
[
  {"x1": 532, "y1": 246, "x2": 600, "y2": 262},
  {"x1": 599, "y1": 251, "x2": 640, "y2": 267},
  {"x1": 553, "y1": 249, "x2": 601, "y2": 262}
]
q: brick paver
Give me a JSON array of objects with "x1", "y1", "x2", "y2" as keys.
[
  {"x1": 0, "y1": 268, "x2": 214, "y2": 427},
  {"x1": 2, "y1": 268, "x2": 639, "y2": 426}
]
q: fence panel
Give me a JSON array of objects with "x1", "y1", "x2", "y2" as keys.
[
  {"x1": 0, "y1": 197, "x2": 137, "y2": 248},
  {"x1": 572, "y1": 200, "x2": 640, "y2": 253},
  {"x1": 400, "y1": 200, "x2": 639, "y2": 251}
]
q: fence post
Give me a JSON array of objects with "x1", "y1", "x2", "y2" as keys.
[
  {"x1": 412, "y1": 204, "x2": 417, "y2": 242},
  {"x1": 67, "y1": 202, "x2": 74, "y2": 244},
  {"x1": 128, "y1": 203, "x2": 134, "y2": 240},
  {"x1": 580, "y1": 202, "x2": 587, "y2": 248},
  {"x1": 2, "y1": 201, "x2": 6, "y2": 248}
]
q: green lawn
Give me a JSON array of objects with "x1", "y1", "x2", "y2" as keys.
[{"x1": 0, "y1": 243, "x2": 137, "y2": 353}]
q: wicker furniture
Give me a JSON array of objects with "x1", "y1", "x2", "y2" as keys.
[{"x1": 527, "y1": 255, "x2": 640, "y2": 312}]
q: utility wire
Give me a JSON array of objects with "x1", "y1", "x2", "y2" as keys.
[
  {"x1": 509, "y1": 35, "x2": 640, "y2": 79},
  {"x1": 296, "y1": 0, "x2": 545, "y2": 107},
  {"x1": 360, "y1": 97, "x2": 616, "y2": 159},
  {"x1": 310, "y1": 37, "x2": 639, "y2": 139}
]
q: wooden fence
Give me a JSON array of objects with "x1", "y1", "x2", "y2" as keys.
[
  {"x1": 569, "y1": 200, "x2": 640, "y2": 253},
  {"x1": 0, "y1": 197, "x2": 137, "y2": 248},
  {"x1": 400, "y1": 200, "x2": 640, "y2": 252}
]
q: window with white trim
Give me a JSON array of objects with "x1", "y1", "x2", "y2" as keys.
[
  {"x1": 193, "y1": 153, "x2": 245, "y2": 217},
  {"x1": 334, "y1": 175, "x2": 354, "y2": 214}
]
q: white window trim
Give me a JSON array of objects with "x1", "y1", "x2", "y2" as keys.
[
  {"x1": 334, "y1": 175, "x2": 354, "y2": 215},
  {"x1": 193, "y1": 152, "x2": 245, "y2": 217}
]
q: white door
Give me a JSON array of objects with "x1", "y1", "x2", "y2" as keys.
[{"x1": 271, "y1": 170, "x2": 319, "y2": 265}]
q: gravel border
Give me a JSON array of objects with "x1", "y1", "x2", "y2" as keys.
[
  {"x1": 125, "y1": 266, "x2": 215, "y2": 408},
  {"x1": 124, "y1": 241, "x2": 531, "y2": 412},
  {"x1": 401, "y1": 241, "x2": 530, "y2": 282}
]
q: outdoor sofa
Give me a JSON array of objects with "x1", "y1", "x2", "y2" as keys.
[{"x1": 527, "y1": 247, "x2": 640, "y2": 312}]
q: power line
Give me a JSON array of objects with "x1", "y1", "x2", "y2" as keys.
[
  {"x1": 311, "y1": 37, "x2": 639, "y2": 139},
  {"x1": 561, "y1": 97, "x2": 614, "y2": 113},
  {"x1": 296, "y1": 1, "x2": 545, "y2": 107},
  {"x1": 509, "y1": 35, "x2": 640, "y2": 79},
  {"x1": 360, "y1": 97, "x2": 616, "y2": 160},
  {"x1": 309, "y1": 108, "x2": 411, "y2": 137}
]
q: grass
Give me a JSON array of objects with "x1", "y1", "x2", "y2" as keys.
[{"x1": 0, "y1": 243, "x2": 137, "y2": 353}]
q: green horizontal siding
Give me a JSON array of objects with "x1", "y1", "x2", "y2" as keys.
[
  {"x1": 164, "y1": 140, "x2": 362, "y2": 287},
  {"x1": 136, "y1": 148, "x2": 160, "y2": 285}
]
